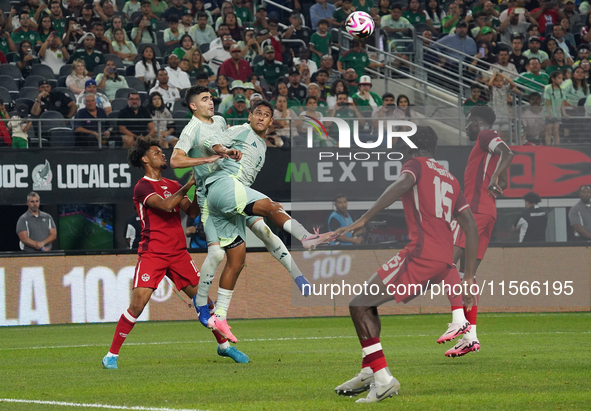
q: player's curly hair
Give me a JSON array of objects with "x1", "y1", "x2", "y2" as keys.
[
  {"x1": 409, "y1": 126, "x2": 438, "y2": 154},
  {"x1": 468, "y1": 105, "x2": 496, "y2": 126},
  {"x1": 128, "y1": 138, "x2": 161, "y2": 169}
]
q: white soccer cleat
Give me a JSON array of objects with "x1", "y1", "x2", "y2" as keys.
[
  {"x1": 301, "y1": 227, "x2": 337, "y2": 250},
  {"x1": 436, "y1": 321, "x2": 471, "y2": 344},
  {"x1": 355, "y1": 377, "x2": 401, "y2": 403},
  {"x1": 445, "y1": 337, "x2": 481, "y2": 357},
  {"x1": 335, "y1": 370, "x2": 374, "y2": 396}
]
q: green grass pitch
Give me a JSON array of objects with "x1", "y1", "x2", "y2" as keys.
[
  {"x1": 59, "y1": 214, "x2": 113, "y2": 250},
  {"x1": 0, "y1": 313, "x2": 589, "y2": 411}
]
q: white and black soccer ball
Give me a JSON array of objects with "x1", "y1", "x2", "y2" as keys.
[{"x1": 344, "y1": 11, "x2": 375, "y2": 39}]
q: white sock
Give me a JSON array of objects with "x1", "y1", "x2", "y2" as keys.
[
  {"x1": 361, "y1": 366, "x2": 373, "y2": 374},
  {"x1": 218, "y1": 341, "x2": 230, "y2": 350},
  {"x1": 215, "y1": 288, "x2": 233, "y2": 321},
  {"x1": 195, "y1": 245, "x2": 224, "y2": 306},
  {"x1": 452, "y1": 308, "x2": 466, "y2": 323},
  {"x1": 464, "y1": 324, "x2": 477, "y2": 340},
  {"x1": 282, "y1": 219, "x2": 311, "y2": 241},
  {"x1": 458, "y1": 271, "x2": 465, "y2": 280},
  {"x1": 250, "y1": 219, "x2": 303, "y2": 280},
  {"x1": 374, "y1": 367, "x2": 394, "y2": 385},
  {"x1": 106, "y1": 352, "x2": 118, "y2": 358}
]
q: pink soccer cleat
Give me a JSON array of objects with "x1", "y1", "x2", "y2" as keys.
[
  {"x1": 301, "y1": 227, "x2": 337, "y2": 250},
  {"x1": 207, "y1": 315, "x2": 238, "y2": 343},
  {"x1": 445, "y1": 337, "x2": 480, "y2": 357},
  {"x1": 436, "y1": 321, "x2": 471, "y2": 344}
]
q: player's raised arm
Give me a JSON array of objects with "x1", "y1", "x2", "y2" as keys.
[
  {"x1": 489, "y1": 141, "x2": 514, "y2": 196},
  {"x1": 170, "y1": 148, "x2": 224, "y2": 168},
  {"x1": 146, "y1": 174, "x2": 196, "y2": 213},
  {"x1": 210, "y1": 144, "x2": 243, "y2": 161},
  {"x1": 335, "y1": 172, "x2": 416, "y2": 237}
]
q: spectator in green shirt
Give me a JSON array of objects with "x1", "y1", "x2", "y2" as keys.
[
  {"x1": 381, "y1": 4, "x2": 413, "y2": 39},
  {"x1": 49, "y1": 1, "x2": 67, "y2": 37},
  {"x1": 352, "y1": 0, "x2": 375, "y2": 15},
  {"x1": 140, "y1": 1, "x2": 159, "y2": 32},
  {"x1": 352, "y1": 75, "x2": 383, "y2": 114},
  {"x1": 441, "y1": 2, "x2": 461, "y2": 34},
  {"x1": 337, "y1": 39, "x2": 385, "y2": 77},
  {"x1": 223, "y1": 93, "x2": 250, "y2": 126},
  {"x1": 403, "y1": 0, "x2": 436, "y2": 32},
  {"x1": 463, "y1": 83, "x2": 487, "y2": 114},
  {"x1": 310, "y1": 19, "x2": 331, "y2": 65},
  {"x1": 68, "y1": 33, "x2": 106, "y2": 76},
  {"x1": 333, "y1": 0, "x2": 354, "y2": 27},
  {"x1": 253, "y1": 45, "x2": 287, "y2": 89},
  {"x1": 232, "y1": 0, "x2": 253, "y2": 24},
  {"x1": 12, "y1": 12, "x2": 42, "y2": 47},
  {"x1": 515, "y1": 57, "x2": 550, "y2": 94}
]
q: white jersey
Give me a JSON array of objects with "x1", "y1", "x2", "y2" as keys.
[
  {"x1": 206, "y1": 123, "x2": 267, "y2": 188},
  {"x1": 174, "y1": 115, "x2": 227, "y2": 203}
]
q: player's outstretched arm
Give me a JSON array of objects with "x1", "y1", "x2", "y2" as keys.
[
  {"x1": 335, "y1": 172, "x2": 415, "y2": 237},
  {"x1": 489, "y1": 143, "x2": 514, "y2": 197},
  {"x1": 211, "y1": 144, "x2": 243, "y2": 161},
  {"x1": 170, "y1": 149, "x2": 224, "y2": 169},
  {"x1": 180, "y1": 185, "x2": 201, "y2": 219},
  {"x1": 146, "y1": 174, "x2": 196, "y2": 213},
  {"x1": 456, "y1": 207, "x2": 478, "y2": 311}
]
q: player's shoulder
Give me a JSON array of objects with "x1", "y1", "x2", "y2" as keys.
[
  {"x1": 477, "y1": 129, "x2": 500, "y2": 142},
  {"x1": 161, "y1": 177, "x2": 181, "y2": 188},
  {"x1": 212, "y1": 115, "x2": 227, "y2": 126}
]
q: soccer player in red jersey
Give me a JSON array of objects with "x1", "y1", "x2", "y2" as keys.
[
  {"x1": 446, "y1": 106, "x2": 514, "y2": 358},
  {"x1": 333, "y1": 127, "x2": 479, "y2": 403},
  {"x1": 102, "y1": 138, "x2": 250, "y2": 369}
]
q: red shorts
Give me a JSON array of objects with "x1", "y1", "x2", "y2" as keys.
[
  {"x1": 453, "y1": 212, "x2": 495, "y2": 260},
  {"x1": 377, "y1": 248, "x2": 459, "y2": 304},
  {"x1": 133, "y1": 251, "x2": 200, "y2": 290}
]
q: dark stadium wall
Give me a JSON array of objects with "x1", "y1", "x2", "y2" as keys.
[{"x1": 0, "y1": 248, "x2": 589, "y2": 326}]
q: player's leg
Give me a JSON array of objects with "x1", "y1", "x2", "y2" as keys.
[
  {"x1": 247, "y1": 198, "x2": 335, "y2": 250},
  {"x1": 435, "y1": 265, "x2": 472, "y2": 345},
  {"x1": 207, "y1": 238, "x2": 246, "y2": 343},
  {"x1": 247, "y1": 217, "x2": 311, "y2": 296},
  {"x1": 103, "y1": 286, "x2": 153, "y2": 369},
  {"x1": 553, "y1": 123, "x2": 560, "y2": 145},
  {"x1": 545, "y1": 123, "x2": 552, "y2": 146}
]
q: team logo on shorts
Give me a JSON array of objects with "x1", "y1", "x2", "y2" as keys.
[{"x1": 141, "y1": 273, "x2": 150, "y2": 282}]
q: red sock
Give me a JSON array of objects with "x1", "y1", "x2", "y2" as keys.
[
  {"x1": 212, "y1": 330, "x2": 227, "y2": 344},
  {"x1": 464, "y1": 305, "x2": 478, "y2": 325},
  {"x1": 109, "y1": 310, "x2": 137, "y2": 355},
  {"x1": 360, "y1": 337, "x2": 387, "y2": 373}
]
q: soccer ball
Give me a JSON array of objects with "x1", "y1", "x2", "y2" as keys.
[{"x1": 344, "y1": 11, "x2": 375, "y2": 39}]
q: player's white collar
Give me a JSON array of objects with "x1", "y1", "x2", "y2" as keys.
[{"x1": 143, "y1": 176, "x2": 162, "y2": 182}]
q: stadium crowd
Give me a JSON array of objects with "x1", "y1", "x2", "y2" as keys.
[{"x1": 1, "y1": 0, "x2": 591, "y2": 148}]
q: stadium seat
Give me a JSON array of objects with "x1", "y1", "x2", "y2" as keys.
[
  {"x1": 156, "y1": 31, "x2": 166, "y2": 53},
  {"x1": 59, "y1": 65, "x2": 73, "y2": 77},
  {"x1": 124, "y1": 76, "x2": 146, "y2": 92},
  {"x1": 57, "y1": 76, "x2": 67, "y2": 88},
  {"x1": 110, "y1": 98, "x2": 128, "y2": 111},
  {"x1": 4, "y1": 52, "x2": 17, "y2": 63},
  {"x1": 104, "y1": 54, "x2": 125, "y2": 69},
  {"x1": 39, "y1": 111, "x2": 66, "y2": 139},
  {"x1": 19, "y1": 87, "x2": 40, "y2": 100},
  {"x1": 107, "y1": 110, "x2": 119, "y2": 128},
  {"x1": 0, "y1": 75, "x2": 19, "y2": 100},
  {"x1": 0, "y1": 87, "x2": 12, "y2": 105},
  {"x1": 14, "y1": 98, "x2": 35, "y2": 114},
  {"x1": 115, "y1": 87, "x2": 138, "y2": 99},
  {"x1": 179, "y1": 88, "x2": 189, "y2": 99},
  {"x1": 199, "y1": 43, "x2": 210, "y2": 54},
  {"x1": 54, "y1": 87, "x2": 76, "y2": 103},
  {"x1": 48, "y1": 127, "x2": 75, "y2": 147},
  {"x1": 252, "y1": 55, "x2": 264, "y2": 65},
  {"x1": 31, "y1": 64, "x2": 57, "y2": 79},
  {"x1": 125, "y1": 65, "x2": 135, "y2": 76},
  {"x1": 157, "y1": 20, "x2": 169, "y2": 31},
  {"x1": 130, "y1": 11, "x2": 143, "y2": 22},
  {"x1": 165, "y1": 42, "x2": 180, "y2": 55},
  {"x1": 0, "y1": 64, "x2": 24, "y2": 81},
  {"x1": 93, "y1": 64, "x2": 106, "y2": 76},
  {"x1": 173, "y1": 99, "x2": 188, "y2": 113},
  {"x1": 24, "y1": 75, "x2": 57, "y2": 89},
  {"x1": 172, "y1": 110, "x2": 190, "y2": 131}
]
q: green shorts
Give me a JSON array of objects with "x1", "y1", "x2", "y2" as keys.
[
  {"x1": 12, "y1": 137, "x2": 28, "y2": 149},
  {"x1": 206, "y1": 176, "x2": 268, "y2": 247},
  {"x1": 198, "y1": 198, "x2": 222, "y2": 246}
]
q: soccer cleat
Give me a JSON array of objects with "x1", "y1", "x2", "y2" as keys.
[
  {"x1": 194, "y1": 298, "x2": 213, "y2": 328},
  {"x1": 335, "y1": 371, "x2": 374, "y2": 396},
  {"x1": 301, "y1": 227, "x2": 337, "y2": 250},
  {"x1": 102, "y1": 354, "x2": 118, "y2": 369},
  {"x1": 445, "y1": 337, "x2": 481, "y2": 357},
  {"x1": 436, "y1": 321, "x2": 471, "y2": 344},
  {"x1": 294, "y1": 275, "x2": 311, "y2": 297},
  {"x1": 217, "y1": 346, "x2": 250, "y2": 363},
  {"x1": 355, "y1": 378, "x2": 401, "y2": 403},
  {"x1": 207, "y1": 315, "x2": 238, "y2": 343}
]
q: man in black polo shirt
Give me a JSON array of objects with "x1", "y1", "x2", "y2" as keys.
[
  {"x1": 16, "y1": 192, "x2": 57, "y2": 252},
  {"x1": 118, "y1": 92, "x2": 156, "y2": 147},
  {"x1": 31, "y1": 80, "x2": 77, "y2": 118},
  {"x1": 287, "y1": 68, "x2": 308, "y2": 103}
]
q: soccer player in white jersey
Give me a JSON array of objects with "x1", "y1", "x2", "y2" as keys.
[{"x1": 171, "y1": 87, "x2": 333, "y2": 343}]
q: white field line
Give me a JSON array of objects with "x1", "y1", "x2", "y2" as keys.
[
  {"x1": 1, "y1": 330, "x2": 589, "y2": 352},
  {"x1": 0, "y1": 398, "x2": 208, "y2": 411}
]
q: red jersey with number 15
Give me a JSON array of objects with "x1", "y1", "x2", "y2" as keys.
[
  {"x1": 400, "y1": 157, "x2": 469, "y2": 265},
  {"x1": 133, "y1": 177, "x2": 188, "y2": 255},
  {"x1": 464, "y1": 129, "x2": 504, "y2": 219}
]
